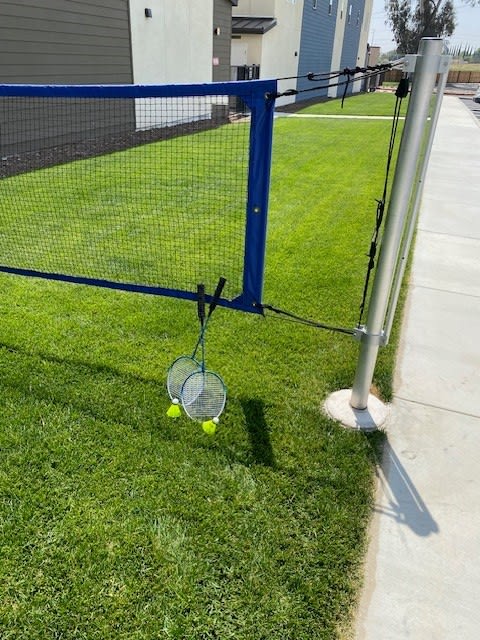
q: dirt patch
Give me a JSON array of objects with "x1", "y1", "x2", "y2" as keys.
[{"x1": 1, "y1": 115, "x2": 229, "y2": 179}]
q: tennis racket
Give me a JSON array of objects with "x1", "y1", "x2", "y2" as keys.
[
  {"x1": 179, "y1": 279, "x2": 227, "y2": 430},
  {"x1": 166, "y1": 284, "x2": 206, "y2": 409},
  {"x1": 166, "y1": 278, "x2": 226, "y2": 416},
  {"x1": 181, "y1": 368, "x2": 227, "y2": 423}
]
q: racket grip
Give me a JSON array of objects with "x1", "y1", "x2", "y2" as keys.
[
  {"x1": 197, "y1": 284, "x2": 206, "y2": 325},
  {"x1": 208, "y1": 277, "x2": 227, "y2": 316}
]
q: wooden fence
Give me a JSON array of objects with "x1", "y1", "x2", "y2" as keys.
[{"x1": 383, "y1": 68, "x2": 480, "y2": 84}]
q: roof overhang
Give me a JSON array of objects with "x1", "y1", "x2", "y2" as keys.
[{"x1": 232, "y1": 16, "x2": 277, "y2": 35}]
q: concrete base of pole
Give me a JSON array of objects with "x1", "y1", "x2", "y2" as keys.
[{"x1": 323, "y1": 389, "x2": 389, "y2": 431}]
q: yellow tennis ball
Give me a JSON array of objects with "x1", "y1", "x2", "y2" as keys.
[
  {"x1": 202, "y1": 417, "x2": 218, "y2": 435},
  {"x1": 166, "y1": 398, "x2": 181, "y2": 418}
]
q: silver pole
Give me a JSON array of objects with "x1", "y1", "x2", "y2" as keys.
[
  {"x1": 350, "y1": 37, "x2": 444, "y2": 410},
  {"x1": 383, "y1": 53, "x2": 451, "y2": 343}
]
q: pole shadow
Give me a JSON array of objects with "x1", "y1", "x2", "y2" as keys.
[
  {"x1": 239, "y1": 398, "x2": 276, "y2": 468},
  {"x1": 373, "y1": 436, "x2": 439, "y2": 537}
]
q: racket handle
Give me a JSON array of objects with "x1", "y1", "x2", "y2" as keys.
[
  {"x1": 208, "y1": 277, "x2": 227, "y2": 317},
  {"x1": 197, "y1": 284, "x2": 206, "y2": 325}
]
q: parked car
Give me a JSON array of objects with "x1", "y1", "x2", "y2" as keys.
[{"x1": 474, "y1": 85, "x2": 480, "y2": 104}]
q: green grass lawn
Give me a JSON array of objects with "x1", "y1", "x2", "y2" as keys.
[
  {"x1": 0, "y1": 123, "x2": 251, "y2": 302},
  {"x1": 0, "y1": 103, "x2": 400, "y2": 638},
  {"x1": 450, "y1": 62, "x2": 480, "y2": 72},
  {"x1": 297, "y1": 90, "x2": 409, "y2": 117}
]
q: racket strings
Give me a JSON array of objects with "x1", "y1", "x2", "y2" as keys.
[
  {"x1": 167, "y1": 278, "x2": 227, "y2": 424},
  {"x1": 181, "y1": 370, "x2": 226, "y2": 421},
  {"x1": 167, "y1": 355, "x2": 201, "y2": 401}
]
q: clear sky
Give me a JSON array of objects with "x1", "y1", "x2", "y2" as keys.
[{"x1": 369, "y1": 0, "x2": 480, "y2": 53}]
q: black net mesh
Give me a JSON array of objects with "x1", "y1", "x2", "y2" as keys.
[{"x1": 0, "y1": 94, "x2": 251, "y2": 301}]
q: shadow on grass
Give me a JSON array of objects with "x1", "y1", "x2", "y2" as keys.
[
  {"x1": 0, "y1": 340, "x2": 171, "y2": 433},
  {"x1": 0, "y1": 342, "x2": 279, "y2": 462},
  {"x1": 240, "y1": 398, "x2": 276, "y2": 468}
]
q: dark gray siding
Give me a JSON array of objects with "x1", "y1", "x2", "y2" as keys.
[
  {"x1": 0, "y1": 1, "x2": 134, "y2": 158},
  {"x1": 339, "y1": 1, "x2": 365, "y2": 95},
  {"x1": 296, "y1": 0, "x2": 338, "y2": 101},
  {"x1": 212, "y1": 0, "x2": 233, "y2": 82},
  {"x1": 0, "y1": 96, "x2": 137, "y2": 156},
  {"x1": 0, "y1": 0, "x2": 133, "y2": 84}
]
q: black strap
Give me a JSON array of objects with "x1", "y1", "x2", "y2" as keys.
[
  {"x1": 341, "y1": 75, "x2": 351, "y2": 108},
  {"x1": 197, "y1": 284, "x2": 206, "y2": 327},
  {"x1": 207, "y1": 277, "x2": 226, "y2": 318},
  {"x1": 257, "y1": 303, "x2": 355, "y2": 336},
  {"x1": 268, "y1": 63, "x2": 400, "y2": 101},
  {"x1": 357, "y1": 76, "x2": 410, "y2": 326}
]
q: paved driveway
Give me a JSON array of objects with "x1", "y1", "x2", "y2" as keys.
[
  {"x1": 459, "y1": 95, "x2": 480, "y2": 122},
  {"x1": 444, "y1": 83, "x2": 479, "y2": 122}
]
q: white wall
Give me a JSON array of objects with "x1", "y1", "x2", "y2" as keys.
[
  {"x1": 231, "y1": 39, "x2": 248, "y2": 67},
  {"x1": 233, "y1": 0, "x2": 304, "y2": 106},
  {"x1": 329, "y1": 1, "x2": 347, "y2": 98},
  {"x1": 129, "y1": 0, "x2": 214, "y2": 129},
  {"x1": 353, "y1": 0, "x2": 374, "y2": 92},
  {"x1": 129, "y1": 0, "x2": 213, "y2": 85},
  {"x1": 234, "y1": 0, "x2": 276, "y2": 15},
  {"x1": 232, "y1": 34, "x2": 262, "y2": 67}
]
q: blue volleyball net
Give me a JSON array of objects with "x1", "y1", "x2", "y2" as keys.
[{"x1": 0, "y1": 80, "x2": 277, "y2": 313}]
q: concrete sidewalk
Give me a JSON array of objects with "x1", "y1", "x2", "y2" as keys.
[{"x1": 354, "y1": 96, "x2": 480, "y2": 638}]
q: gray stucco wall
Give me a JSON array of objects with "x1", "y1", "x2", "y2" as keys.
[{"x1": 213, "y1": 0, "x2": 234, "y2": 82}]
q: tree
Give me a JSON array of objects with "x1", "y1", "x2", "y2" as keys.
[{"x1": 385, "y1": 0, "x2": 456, "y2": 54}]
